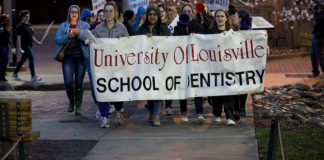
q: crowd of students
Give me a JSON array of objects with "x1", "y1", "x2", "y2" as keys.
[{"x1": 0, "y1": 2, "x2": 254, "y2": 128}]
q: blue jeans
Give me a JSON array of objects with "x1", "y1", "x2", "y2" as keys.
[
  {"x1": 311, "y1": 33, "x2": 324, "y2": 76},
  {"x1": 0, "y1": 45, "x2": 9, "y2": 78},
  {"x1": 87, "y1": 60, "x2": 124, "y2": 118},
  {"x1": 148, "y1": 100, "x2": 163, "y2": 115},
  {"x1": 62, "y1": 56, "x2": 87, "y2": 89},
  {"x1": 14, "y1": 46, "x2": 35, "y2": 76}
]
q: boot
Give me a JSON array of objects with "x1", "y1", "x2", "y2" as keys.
[
  {"x1": 116, "y1": 111, "x2": 124, "y2": 125},
  {"x1": 66, "y1": 88, "x2": 74, "y2": 112},
  {"x1": 152, "y1": 114, "x2": 160, "y2": 126},
  {"x1": 75, "y1": 88, "x2": 83, "y2": 116}
]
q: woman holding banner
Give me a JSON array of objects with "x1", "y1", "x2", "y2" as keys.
[
  {"x1": 55, "y1": 5, "x2": 90, "y2": 116},
  {"x1": 136, "y1": 6, "x2": 170, "y2": 126},
  {"x1": 209, "y1": 9, "x2": 236, "y2": 126},
  {"x1": 92, "y1": 2, "x2": 129, "y2": 128},
  {"x1": 233, "y1": 10, "x2": 253, "y2": 120},
  {"x1": 171, "y1": 4, "x2": 205, "y2": 124}
]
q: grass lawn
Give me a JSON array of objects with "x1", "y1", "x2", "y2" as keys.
[{"x1": 255, "y1": 117, "x2": 324, "y2": 160}]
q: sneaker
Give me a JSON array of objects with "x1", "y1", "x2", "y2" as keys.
[
  {"x1": 181, "y1": 113, "x2": 189, "y2": 122},
  {"x1": 166, "y1": 107, "x2": 173, "y2": 116},
  {"x1": 226, "y1": 119, "x2": 235, "y2": 126},
  {"x1": 100, "y1": 117, "x2": 109, "y2": 128},
  {"x1": 213, "y1": 116, "x2": 221, "y2": 123},
  {"x1": 116, "y1": 111, "x2": 124, "y2": 125},
  {"x1": 120, "y1": 108, "x2": 124, "y2": 113},
  {"x1": 109, "y1": 105, "x2": 115, "y2": 113},
  {"x1": 31, "y1": 75, "x2": 41, "y2": 81},
  {"x1": 95, "y1": 110, "x2": 101, "y2": 120},
  {"x1": 197, "y1": 114, "x2": 205, "y2": 125},
  {"x1": 11, "y1": 73, "x2": 21, "y2": 81}
]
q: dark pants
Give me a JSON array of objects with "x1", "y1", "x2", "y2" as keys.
[
  {"x1": 311, "y1": 33, "x2": 324, "y2": 76},
  {"x1": 62, "y1": 56, "x2": 87, "y2": 89},
  {"x1": 234, "y1": 94, "x2": 247, "y2": 114},
  {"x1": 211, "y1": 96, "x2": 235, "y2": 120},
  {"x1": 14, "y1": 46, "x2": 35, "y2": 76},
  {"x1": 166, "y1": 97, "x2": 203, "y2": 115},
  {"x1": 0, "y1": 45, "x2": 9, "y2": 79}
]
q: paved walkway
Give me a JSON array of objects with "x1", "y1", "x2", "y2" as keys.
[{"x1": 0, "y1": 27, "x2": 323, "y2": 160}]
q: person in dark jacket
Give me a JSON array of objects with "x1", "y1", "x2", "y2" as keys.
[
  {"x1": 209, "y1": 9, "x2": 236, "y2": 126},
  {"x1": 310, "y1": 4, "x2": 324, "y2": 78},
  {"x1": 123, "y1": 10, "x2": 135, "y2": 36},
  {"x1": 0, "y1": 14, "x2": 13, "y2": 81},
  {"x1": 233, "y1": 10, "x2": 253, "y2": 120},
  {"x1": 12, "y1": 10, "x2": 42, "y2": 82},
  {"x1": 166, "y1": 4, "x2": 205, "y2": 124},
  {"x1": 136, "y1": 6, "x2": 170, "y2": 126}
]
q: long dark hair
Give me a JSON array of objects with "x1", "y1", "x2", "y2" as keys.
[
  {"x1": 143, "y1": 6, "x2": 163, "y2": 34},
  {"x1": 238, "y1": 10, "x2": 252, "y2": 30}
]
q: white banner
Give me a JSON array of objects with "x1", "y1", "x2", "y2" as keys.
[
  {"x1": 206, "y1": 0, "x2": 229, "y2": 10},
  {"x1": 92, "y1": 0, "x2": 106, "y2": 15},
  {"x1": 90, "y1": 30, "x2": 268, "y2": 102},
  {"x1": 128, "y1": 0, "x2": 149, "y2": 14}
]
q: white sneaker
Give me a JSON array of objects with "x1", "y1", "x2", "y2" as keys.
[
  {"x1": 213, "y1": 116, "x2": 221, "y2": 123},
  {"x1": 95, "y1": 110, "x2": 101, "y2": 120},
  {"x1": 226, "y1": 119, "x2": 236, "y2": 126},
  {"x1": 181, "y1": 113, "x2": 189, "y2": 122},
  {"x1": 120, "y1": 108, "x2": 124, "y2": 113},
  {"x1": 100, "y1": 117, "x2": 109, "y2": 128},
  {"x1": 11, "y1": 73, "x2": 21, "y2": 81},
  {"x1": 166, "y1": 107, "x2": 173, "y2": 116},
  {"x1": 197, "y1": 114, "x2": 205, "y2": 124},
  {"x1": 31, "y1": 75, "x2": 41, "y2": 81},
  {"x1": 109, "y1": 105, "x2": 115, "y2": 113}
]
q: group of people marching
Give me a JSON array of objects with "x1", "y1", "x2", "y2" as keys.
[
  {"x1": 54, "y1": 1, "x2": 254, "y2": 128},
  {"x1": 0, "y1": 2, "x2": 253, "y2": 128}
]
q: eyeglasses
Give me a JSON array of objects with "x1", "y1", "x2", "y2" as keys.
[
  {"x1": 148, "y1": 13, "x2": 157, "y2": 17},
  {"x1": 70, "y1": 11, "x2": 79, "y2": 14}
]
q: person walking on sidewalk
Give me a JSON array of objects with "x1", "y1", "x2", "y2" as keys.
[
  {"x1": 0, "y1": 14, "x2": 14, "y2": 82},
  {"x1": 92, "y1": 2, "x2": 129, "y2": 128},
  {"x1": 171, "y1": 4, "x2": 205, "y2": 124},
  {"x1": 310, "y1": 4, "x2": 324, "y2": 78},
  {"x1": 136, "y1": 6, "x2": 170, "y2": 126},
  {"x1": 232, "y1": 10, "x2": 253, "y2": 120},
  {"x1": 209, "y1": 9, "x2": 236, "y2": 126},
  {"x1": 55, "y1": 5, "x2": 90, "y2": 116},
  {"x1": 12, "y1": 10, "x2": 42, "y2": 81}
]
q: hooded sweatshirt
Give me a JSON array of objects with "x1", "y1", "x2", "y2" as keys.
[
  {"x1": 54, "y1": 5, "x2": 90, "y2": 59},
  {"x1": 131, "y1": 6, "x2": 146, "y2": 34}
]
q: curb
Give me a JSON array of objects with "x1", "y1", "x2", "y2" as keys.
[{"x1": 267, "y1": 52, "x2": 309, "y2": 61}]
